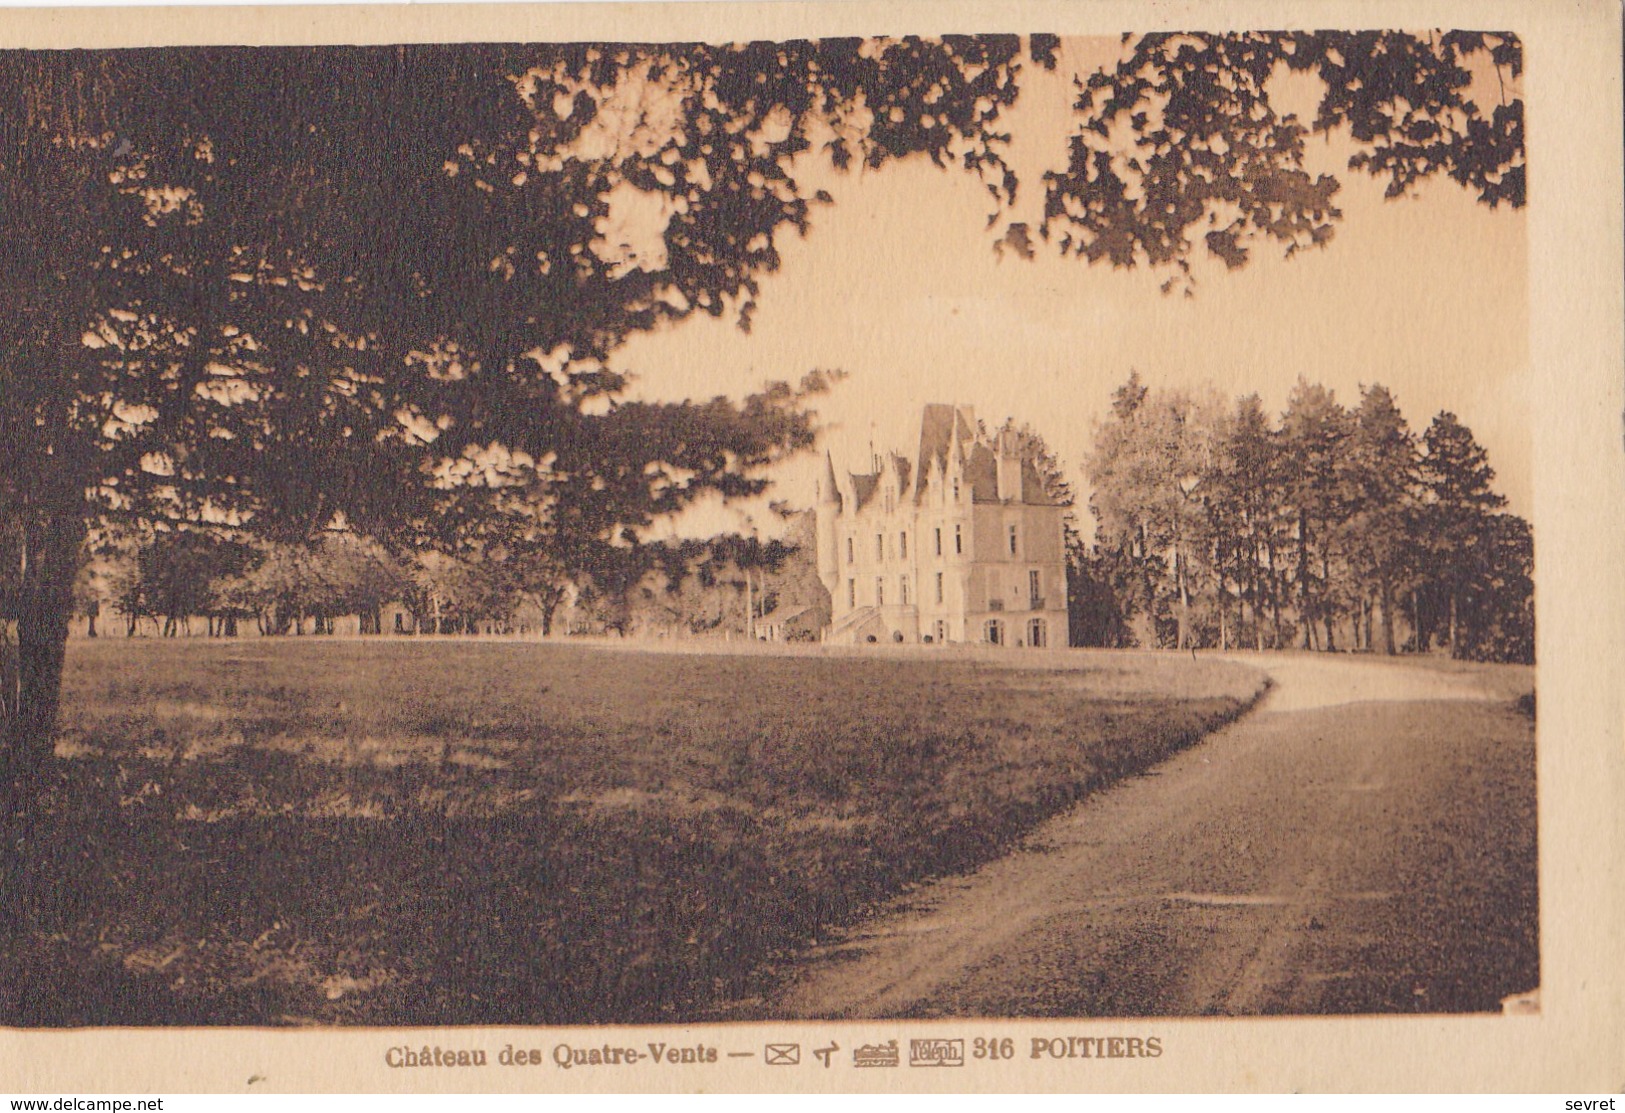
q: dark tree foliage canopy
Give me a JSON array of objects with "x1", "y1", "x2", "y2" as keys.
[
  {"x1": 0, "y1": 40, "x2": 1048, "y2": 548},
  {"x1": 1043, "y1": 31, "x2": 1522, "y2": 285}
]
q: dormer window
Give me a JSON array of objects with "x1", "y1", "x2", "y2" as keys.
[{"x1": 953, "y1": 478, "x2": 960, "y2": 502}]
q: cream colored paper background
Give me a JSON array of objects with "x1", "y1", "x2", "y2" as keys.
[{"x1": 0, "y1": 0, "x2": 1619, "y2": 1093}]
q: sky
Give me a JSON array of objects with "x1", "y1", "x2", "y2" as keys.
[{"x1": 607, "y1": 37, "x2": 1530, "y2": 540}]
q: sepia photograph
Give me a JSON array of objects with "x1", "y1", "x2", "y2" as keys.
[{"x1": 0, "y1": 0, "x2": 1618, "y2": 1094}]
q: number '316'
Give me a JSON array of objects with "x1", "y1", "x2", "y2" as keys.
[{"x1": 973, "y1": 1038, "x2": 1014, "y2": 1060}]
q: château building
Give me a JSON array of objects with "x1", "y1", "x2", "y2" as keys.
[{"x1": 815, "y1": 404, "x2": 1069, "y2": 647}]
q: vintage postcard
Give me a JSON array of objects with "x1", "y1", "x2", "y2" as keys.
[{"x1": 0, "y1": 0, "x2": 1619, "y2": 1095}]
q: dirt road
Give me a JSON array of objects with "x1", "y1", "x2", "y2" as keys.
[{"x1": 763, "y1": 653, "x2": 1538, "y2": 1018}]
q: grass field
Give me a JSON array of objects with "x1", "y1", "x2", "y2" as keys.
[{"x1": 3, "y1": 638, "x2": 1266, "y2": 1026}]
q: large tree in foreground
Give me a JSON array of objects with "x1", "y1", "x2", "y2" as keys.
[
  {"x1": 1, "y1": 32, "x2": 1525, "y2": 865},
  {"x1": 0, "y1": 40, "x2": 1040, "y2": 776}
]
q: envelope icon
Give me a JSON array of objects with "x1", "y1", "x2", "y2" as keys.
[{"x1": 765, "y1": 1043, "x2": 800, "y2": 1065}]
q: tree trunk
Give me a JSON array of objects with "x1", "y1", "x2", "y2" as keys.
[
  {"x1": 1318, "y1": 542, "x2": 1335, "y2": 652},
  {"x1": 2, "y1": 507, "x2": 89, "y2": 932},
  {"x1": 1175, "y1": 551, "x2": 1190, "y2": 651},
  {"x1": 1297, "y1": 511, "x2": 1312, "y2": 650},
  {"x1": 2, "y1": 510, "x2": 85, "y2": 780},
  {"x1": 1252, "y1": 537, "x2": 1267, "y2": 650},
  {"x1": 1268, "y1": 557, "x2": 1284, "y2": 650},
  {"x1": 1135, "y1": 531, "x2": 1157, "y2": 649},
  {"x1": 1244, "y1": 542, "x2": 1259, "y2": 651}
]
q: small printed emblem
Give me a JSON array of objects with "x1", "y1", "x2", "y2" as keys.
[
  {"x1": 812, "y1": 1042, "x2": 839, "y2": 1068},
  {"x1": 853, "y1": 1040, "x2": 900, "y2": 1068},
  {"x1": 764, "y1": 1043, "x2": 800, "y2": 1066},
  {"x1": 909, "y1": 1038, "x2": 965, "y2": 1067}
]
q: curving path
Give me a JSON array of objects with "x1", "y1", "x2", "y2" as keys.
[{"x1": 759, "y1": 653, "x2": 1538, "y2": 1018}]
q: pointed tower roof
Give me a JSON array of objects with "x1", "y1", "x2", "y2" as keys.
[
  {"x1": 818, "y1": 450, "x2": 843, "y2": 508},
  {"x1": 915, "y1": 403, "x2": 977, "y2": 500}
]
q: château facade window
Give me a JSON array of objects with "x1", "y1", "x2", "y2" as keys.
[
  {"x1": 934, "y1": 527, "x2": 942, "y2": 556},
  {"x1": 1008, "y1": 524, "x2": 1019, "y2": 556},
  {"x1": 900, "y1": 575, "x2": 910, "y2": 605},
  {"x1": 954, "y1": 524, "x2": 963, "y2": 554},
  {"x1": 935, "y1": 572, "x2": 944, "y2": 604},
  {"x1": 846, "y1": 536, "x2": 854, "y2": 564},
  {"x1": 876, "y1": 534, "x2": 884, "y2": 561},
  {"x1": 899, "y1": 531, "x2": 908, "y2": 559},
  {"x1": 847, "y1": 579, "x2": 856, "y2": 609}
]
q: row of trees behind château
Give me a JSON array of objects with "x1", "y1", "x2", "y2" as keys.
[{"x1": 1070, "y1": 373, "x2": 1533, "y2": 663}]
